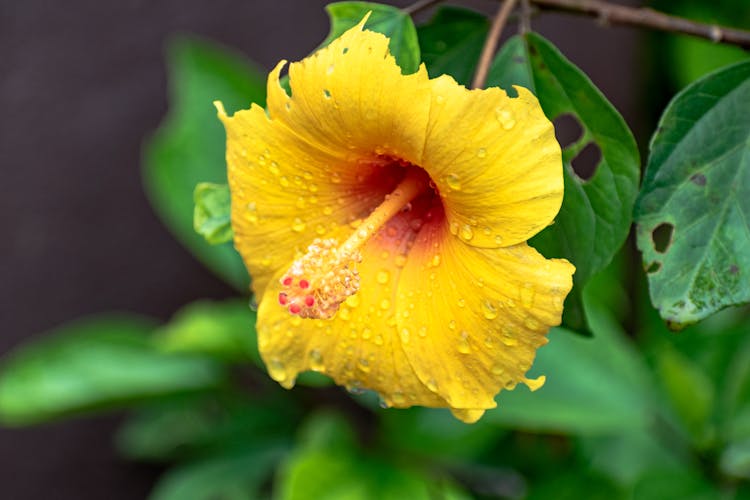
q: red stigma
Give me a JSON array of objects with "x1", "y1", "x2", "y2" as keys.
[
  {"x1": 282, "y1": 276, "x2": 293, "y2": 286},
  {"x1": 304, "y1": 295, "x2": 315, "y2": 307},
  {"x1": 278, "y1": 293, "x2": 288, "y2": 305},
  {"x1": 299, "y1": 279, "x2": 310, "y2": 289},
  {"x1": 289, "y1": 303, "x2": 301, "y2": 314}
]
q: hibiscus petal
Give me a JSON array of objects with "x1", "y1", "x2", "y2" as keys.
[
  {"x1": 256, "y1": 210, "x2": 448, "y2": 408},
  {"x1": 422, "y1": 75, "x2": 564, "y2": 249},
  {"x1": 265, "y1": 20, "x2": 433, "y2": 166},
  {"x1": 396, "y1": 212, "x2": 574, "y2": 410}
]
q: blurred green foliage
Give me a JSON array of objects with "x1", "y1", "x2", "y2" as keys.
[{"x1": 2, "y1": 1, "x2": 750, "y2": 499}]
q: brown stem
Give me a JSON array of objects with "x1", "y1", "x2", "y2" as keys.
[
  {"x1": 472, "y1": 0, "x2": 519, "y2": 89},
  {"x1": 403, "y1": 0, "x2": 444, "y2": 16},
  {"x1": 530, "y1": 0, "x2": 750, "y2": 50}
]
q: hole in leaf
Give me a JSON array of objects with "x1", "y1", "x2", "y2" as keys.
[
  {"x1": 571, "y1": 142, "x2": 601, "y2": 181},
  {"x1": 553, "y1": 113, "x2": 583, "y2": 148},
  {"x1": 690, "y1": 173, "x2": 707, "y2": 186},
  {"x1": 652, "y1": 223, "x2": 674, "y2": 254},
  {"x1": 646, "y1": 261, "x2": 661, "y2": 274}
]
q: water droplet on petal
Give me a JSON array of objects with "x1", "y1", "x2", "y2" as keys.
[
  {"x1": 426, "y1": 378, "x2": 438, "y2": 391},
  {"x1": 394, "y1": 255, "x2": 407, "y2": 267},
  {"x1": 443, "y1": 173, "x2": 462, "y2": 191},
  {"x1": 457, "y1": 331, "x2": 471, "y2": 354},
  {"x1": 418, "y1": 326, "x2": 427, "y2": 338},
  {"x1": 449, "y1": 221, "x2": 459, "y2": 235},
  {"x1": 392, "y1": 392, "x2": 406, "y2": 405},
  {"x1": 374, "y1": 334, "x2": 384, "y2": 346},
  {"x1": 495, "y1": 107, "x2": 516, "y2": 129},
  {"x1": 459, "y1": 224, "x2": 474, "y2": 241},
  {"x1": 268, "y1": 359, "x2": 287, "y2": 382},
  {"x1": 481, "y1": 300, "x2": 498, "y2": 320},
  {"x1": 322, "y1": 206, "x2": 333, "y2": 215},
  {"x1": 331, "y1": 172, "x2": 342, "y2": 184},
  {"x1": 376, "y1": 270, "x2": 390, "y2": 284},
  {"x1": 400, "y1": 328, "x2": 410, "y2": 343},
  {"x1": 291, "y1": 218, "x2": 306, "y2": 232},
  {"x1": 491, "y1": 364, "x2": 505, "y2": 375},
  {"x1": 457, "y1": 297, "x2": 466, "y2": 308},
  {"x1": 269, "y1": 161, "x2": 280, "y2": 175},
  {"x1": 520, "y1": 283, "x2": 536, "y2": 308},
  {"x1": 309, "y1": 349, "x2": 324, "y2": 371},
  {"x1": 327, "y1": 64, "x2": 334, "y2": 75},
  {"x1": 430, "y1": 254, "x2": 441, "y2": 267},
  {"x1": 477, "y1": 148, "x2": 487, "y2": 158},
  {"x1": 279, "y1": 176, "x2": 290, "y2": 187},
  {"x1": 362, "y1": 327, "x2": 372, "y2": 340},
  {"x1": 380, "y1": 298, "x2": 391, "y2": 310},
  {"x1": 448, "y1": 319, "x2": 456, "y2": 330}
]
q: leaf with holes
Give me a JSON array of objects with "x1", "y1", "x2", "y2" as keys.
[
  {"x1": 487, "y1": 34, "x2": 640, "y2": 333},
  {"x1": 143, "y1": 37, "x2": 266, "y2": 291},
  {"x1": 323, "y1": 2, "x2": 420, "y2": 74},
  {"x1": 416, "y1": 6, "x2": 489, "y2": 86},
  {"x1": 635, "y1": 61, "x2": 750, "y2": 327}
]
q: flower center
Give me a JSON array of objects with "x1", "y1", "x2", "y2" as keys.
[{"x1": 278, "y1": 166, "x2": 430, "y2": 319}]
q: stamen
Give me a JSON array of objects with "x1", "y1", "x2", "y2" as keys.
[{"x1": 279, "y1": 167, "x2": 429, "y2": 319}]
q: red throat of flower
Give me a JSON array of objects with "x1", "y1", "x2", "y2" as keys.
[{"x1": 278, "y1": 165, "x2": 432, "y2": 319}]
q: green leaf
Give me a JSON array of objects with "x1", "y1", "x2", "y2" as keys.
[
  {"x1": 278, "y1": 412, "x2": 468, "y2": 500},
  {"x1": 656, "y1": 346, "x2": 715, "y2": 446},
  {"x1": 117, "y1": 392, "x2": 299, "y2": 463},
  {"x1": 149, "y1": 448, "x2": 283, "y2": 500},
  {"x1": 153, "y1": 299, "x2": 259, "y2": 365},
  {"x1": 143, "y1": 36, "x2": 266, "y2": 291},
  {"x1": 194, "y1": 183, "x2": 233, "y2": 245},
  {"x1": 635, "y1": 61, "x2": 750, "y2": 327},
  {"x1": 488, "y1": 34, "x2": 641, "y2": 332},
  {"x1": 324, "y1": 2, "x2": 420, "y2": 74},
  {"x1": 0, "y1": 316, "x2": 224, "y2": 425},
  {"x1": 485, "y1": 288, "x2": 654, "y2": 434},
  {"x1": 416, "y1": 6, "x2": 489, "y2": 85}
]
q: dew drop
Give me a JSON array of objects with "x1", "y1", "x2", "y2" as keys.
[
  {"x1": 315, "y1": 224, "x2": 327, "y2": 235},
  {"x1": 476, "y1": 148, "x2": 487, "y2": 158},
  {"x1": 448, "y1": 319, "x2": 456, "y2": 330},
  {"x1": 400, "y1": 328, "x2": 410, "y2": 343},
  {"x1": 394, "y1": 255, "x2": 407, "y2": 267},
  {"x1": 495, "y1": 107, "x2": 516, "y2": 129},
  {"x1": 426, "y1": 378, "x2": 438, "y2": 391},
  {"x1": 380, "y1": 298, "x2": 391, "y2": 310},
  {"x1": 481, "y1": 300, "x2": 499, "y2": 320},
  {"x1": 494, "y1": 234, "x2": 503, "y2": 245},
  {"x1": 504, "y1": 380, "x2": 518, "y2": 390},
  {"x1": 322, "y1": 206, "x2": 333, "y2": 215},
  {"x1": 443, "y1": 173, "x2": 462, "y2": 191},
  {"x1": 459, "y1": 224, "x2": 474, "y2": 241},
  {"x1": 392, "y1": 392, "x2": 406, "y2": 405},
  {"x1": 502, "y1": 332, "x2": 518, "y2": 346},
  {"x1": 491, "y1": 364, "x2": 505, "y2": 376},
  {"x1": 520, "y1": 283, "x2": 535, "y2": 308},
  {"x1": 345, "y1": 294, "x2": 360, "y2": 308},
  {"x1": 435, "y1": 95, "x2": 445, "y2": 104},
  {"x1": 430, "y1": 254, "x2": 441, "y2": 267},
  {"x1": 418, "y1": 326, "x2": 427, "y2": 338},
  {"x1": 449, "y1": 221, "x2": 459, "y2": 235},
  {"x1": 309, "y1": 349, "x2": 324, "y2": 371},
  {"x1": 291, "y1": 218, "x2": 306, "y2": 232},
  {"x1": 338, "y1": 307, "x2": 351, "y2": 321},
  {"x1": 279, "y1": 176, "x2": 290, "y2": 187},
  {"x1": 331, "y1": 172, "x2": 342, "y2": 184},
  {"x1": 327, "y1": 64, "x2": 334, "y2": 75},
  {"x1": 357, "y1": 358, "x2": 371, "y2": 373},
  {"x1": 376, "y1": 270, "x2": 390, "y2": 284},
  {"x1": 269, "y1": 161, "x2": 280, "y2": 175},
  {"x1": 268, "y1": 359, "x2": 287, "y2": 382},
  {"x1": 457, "y1": 297, "x2": 466, "y2": 308},
  {"x1": 374, "y1": 334, "x2": 384, "y2": 346},
  {"x1": 457, "y1": 331, "x2": 471, "y2": 354}
]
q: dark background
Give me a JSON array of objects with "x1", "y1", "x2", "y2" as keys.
[{"x1": 1, "y1": 1, "x2": 642, "y2": 498}]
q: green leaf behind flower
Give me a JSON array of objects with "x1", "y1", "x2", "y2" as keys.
[
  {"x1": 635, "y1": 61, "x2": 750, "y2": 327},
  {"x1": 154, "y1": 299, "x2": 259, "y2": 364},
  {"x1": 143, "y1": 36, "x2": 266, "y2": 291},
  {"x1": 416, "y1": 6, "x2": 489, "y2": 86},
  {"x1": 194, "y1": 183, "x2": 233, "y2": 245},
  {"x1": 0, "y1": 316, "x2": 224, "y2": 425},
  {"x1": 324, "y1": 1, "x2": 420, "y2": 74},
  {"x1": 488, "y1": 34, "x2": 641, "y2": 333}
]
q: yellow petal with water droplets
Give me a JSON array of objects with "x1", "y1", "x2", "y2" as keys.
[
  {"x1": 265, "y1": 20, "x2": 433, "y2": 167},
  {"x1": 396, "y1": 213, "x2": 574, "y2": 410},
  {"x1": 422, "y1": 75, "x2": 564, "y2": 249},
  {"x1": 256, "y1": 210, "x2": 448, "y2": 408}
]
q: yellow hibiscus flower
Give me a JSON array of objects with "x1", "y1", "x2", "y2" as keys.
[{"x1": 216, "y1": 19, "x2": 575, "y2": 423}]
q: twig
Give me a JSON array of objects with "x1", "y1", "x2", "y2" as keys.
[
  {"x1": 403, "y1": 0, "x2": 444, "y2": 16},
  {"x1": 530, "y1": 0, "x2": 750, "y2": 50},
  {"x1": 472, "y1": 0, "x2": 519, "y2": 89},
  {"x1": 519, "y1": 0, "x2": 532, "y2": 34}
]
